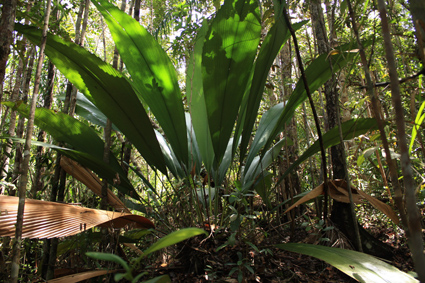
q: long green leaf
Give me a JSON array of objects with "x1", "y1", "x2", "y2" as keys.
[
  {"x1": 15, "y1": 23, "x2": 167, "y2": 174},
  {"x1": 260, "y1": 42, "x2": 368, "y2": 157},
  {"x1": 202, "y1": 0, "x2": 261, "y2": 165},
  {"x1": 278, "y1": 118, "x2": 381, "y2": 182},
  {"x1": 239, "y1": 19, "x2": 307, "y2": 162},
  {"x1": 58, "y1": 92, "x2": 119, "y2": 132},
  {"x1": 92, "y1": 0, "x2": 188, "y2": 167},
  {"x1": 276, "y1": 243, "x2": 417, "y2": 283},
  {"x1": 141, "y1": 228, "x2": 207, "y2": 258},
  {"x1": 86, "y1": 252, "x2": 129, "y2": 271},
  {"x1": 245, "y1": 102, "x2": 284, "y2": 172},
  {"x1": 185, "y1": 113, "x2": 202, "y2": 176},
  {"x1": 188, "y1": 19, "x2": 215, "y2": 173},
  {"x1": 3, "y1": 102, "x2": 137, "y2": 195},
  {"x1": 410, "y1": 100, "x2": 425, "y2": 152},
  {"x1": 1, "y1": 137, "x2": 139, "y2": 200},
  {"x1": 243, "y1": 137, "x2": 292, "y2": 188}
]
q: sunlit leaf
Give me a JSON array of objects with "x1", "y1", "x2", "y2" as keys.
[
  {"x1": 92, "y1": 0, "x2": 188, "y2": 167},
  {"x1": 202, "y1": 0, "x2": 261, "y2": 165},
  {"x1": 188, "y1": 19, "x2": 215, "y2": 173},
  {"x1": 141, "y1": 228, "x2": 207, "y2": 258},
  {"x1": 276, "y1": 243, "x2": 417, "y2": 283},
  {"x1": 15, "y1": 23, "x2": 167, "y2": 174}
]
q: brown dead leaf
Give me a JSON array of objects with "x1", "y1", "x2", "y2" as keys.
[
  {"x1": 47, "y1": 269, "x2": 119, "y2": 283},
  {"x1": 284, "y1": 180, "x2": 399, "y2": 225},
  {"x1": 0, "y1": 195, "x2": 154, "y2": 239},
  {"x1": 284, "y1": 184, "x2": 324, "y2": 214},
  {"x1": 60, "y1": 157, "x2": 129, "y2": 213}
]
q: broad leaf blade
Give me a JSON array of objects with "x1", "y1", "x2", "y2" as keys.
[
  {"x1": 3, "y1": 101, "x2": 139, "y2": 199},
  {"x1": 15, "y1": 23, "x2": 167, "y2": 174},
  {"x1": 0, "y1": 195, "x2": 154, "y2": 239},
  {"x1": 92, "y1": 0, "x2": 188, "y2": 167},
  {"x1": 239, "y1": 19, "x2": 307, "y2": 162},
  {"x1": 202, "y1": 0, "x2": 261, "y2": 165},
  {"x1": 141, "y1": 228, "x2": 207, "y2": 258},
  {"x1": 245, "y1": 102, "x2": 284, "y2": 172},
  {"x1": 279, "y1": 118, "x2": 381, "y2": 181},
  {"x1": 2, "y1": 136, "x2": 139, "y2": 200},
  {"x1": 276, "y1": 243, "x2": 417, "y2": 283},
  {"x1": 58, "y1": 92, "x2": 119, "y2": 131},
  {"x1": 188, "y1": 19, "x2": 215, "y2": 173},
  {"x1": 261, "y1": 42, "x2": 367, "y2": 156}
]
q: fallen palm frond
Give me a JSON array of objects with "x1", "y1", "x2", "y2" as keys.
[
  {"x1": 0, "y1": 195, "x2": 154, "y2": 239},
  {"x1": 60, "y1": 156, "x2": 130, "y2": 213},
  {"x1": 284, "y1": 179, "x2": 399, "y2": 224}
]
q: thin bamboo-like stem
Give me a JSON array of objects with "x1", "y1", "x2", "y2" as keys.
[
  {"x1": 282, "y1": 6, "x2": 328, "y2": 219},
  {"x1": 10, "y1": 1, "x2": 52, "y2": 282},
  {"x1": 377, "y1": 0, "x2": 425, "y2": 280},
  {"x1": 346, "y1": 0, "x2": 409, "y2": 236}
]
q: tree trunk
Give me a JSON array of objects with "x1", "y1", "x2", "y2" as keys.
[
  {"x1": 0, "y1": 0, "x2": 17, "y2": 109},
  {"x1": 409, "y1": 0, "x2": 425, "y2": 65},
  {"x1": 10, "y1": 1, "x2": 52, "y2": 281},
  {"x1": 310, "y1": 0, "x2": 393, "y2": 258},
  {"x1": 31, "y1": 61, "x2": 55, "y2": 198}
]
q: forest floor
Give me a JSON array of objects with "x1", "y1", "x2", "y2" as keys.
[{"x1": 141, "y1": 208, "x2": 418, "y2": 283}]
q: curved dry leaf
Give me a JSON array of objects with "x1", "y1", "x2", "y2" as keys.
[
  {"x1": 328, "y1": 180, "x2": 364, "y2": 204},
  {"x1": 356, "y1": 188, "x2": 400, "y2": 225},
  {"x1": 283, "y1": 180, "x2": 398, "y2": 225},
  {"x1": 47, "y1": 269, "x2": 119, "y2": 283},
  {"x1": 0, "y1": 195, "x2": 154, "y2": 239},
  {"x1": 60, "y1": 156, "x2": 129, "y2": 213},
  {"x1": 284, "y1": 184, "x2": 324, "y2": 214}
]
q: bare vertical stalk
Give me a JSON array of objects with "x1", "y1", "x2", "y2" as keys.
[
  {"x1": 377, "y1": 0, "x2": 425, "y2": 280},
  {"x1": 346, "y1": 0, "x2": 409, "y2": 238},
  {"x1": 10, "y1": 1, "x2": 52, "y2": 282},
  {"x1": 0, "y1": 0, "x2": 17, "y2": 110},
  {"x1": 282, "y1": 6, "x2": 328, "y2": 218}
]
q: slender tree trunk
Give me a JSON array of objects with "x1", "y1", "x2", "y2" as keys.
[
  {"x1": 346, "y1": 0, "x2": 407, "y2": 260},
  {"x1": 0, "y1": 45, "x2": 30, "y2": 191},
  {"x1": 45, "y1": 2, "x2": 91, "y2": 277},
  {"x1": 0, "y1": 0, "x2": 17, "y2": 111},
  {"x1": 377, "y1": 0, "x2": 425, "y2": 279},
  {"x1": 10, "y1": 47, "x2": 36, "y2": 196},
  {"x1": 10, "y1": 1, "x2": 52, "y2": 281},
  {"x1": 31, "y1": 61, "x2": 55, "y2": 198},
  {"x1": 409, "y1": 0, "x2": 425, "y2": 65}
]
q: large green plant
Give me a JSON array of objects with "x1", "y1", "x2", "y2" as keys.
[{"x1": 12, "y1": 0, "x2": 376, "y2": 207}]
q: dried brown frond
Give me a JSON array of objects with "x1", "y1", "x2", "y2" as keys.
[{"x1": 0, "y1": 195, "x2": 154, "y2": 239}]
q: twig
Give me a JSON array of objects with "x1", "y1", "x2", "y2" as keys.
[{"x1": 359, "y1": 68, "x2": 425, "y2": 89}]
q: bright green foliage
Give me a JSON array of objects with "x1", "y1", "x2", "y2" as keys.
[
  {"x1": 201, "y1": 0, "x2": 261, "y2": 165},
  {"x1": 14, "y1": 23, "x2": 168, "y2": 174},
  {"x1": 2, "y1": 101, "x2": 139, "y2": 200},
  {"x1": 12, "y1": 0, "x2": 373, "y2": 203},
  {"x1": 92, "y1": 0, "x2": 188, "y2": 168},
  {"x1": 277, "y1": 243, "x2": 418, "y2": 283},
  {"x1": 87, "y1": 228, "x2": 206, "y2": 282},
  {"x1": 279, "y1": 118, "x2": 382, "y2": 181}
]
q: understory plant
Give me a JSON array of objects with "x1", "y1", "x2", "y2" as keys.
[{"x1": 4, "y1": 0, "x2": 409, "y2": 280}]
